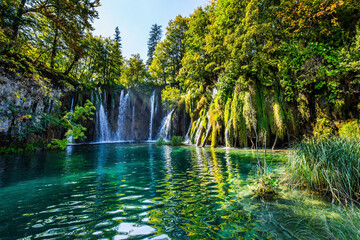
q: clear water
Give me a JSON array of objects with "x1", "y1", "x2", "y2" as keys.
[{"x1": 0, "y1": 144, "x2": 314, "y2": 239}]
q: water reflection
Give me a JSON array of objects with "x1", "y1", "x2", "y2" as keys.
[{"x1": 0, "y1": 144, "x2": 288, "y2": 239}]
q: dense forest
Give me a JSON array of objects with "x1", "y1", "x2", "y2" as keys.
[
  {"x1": 2, "y1": 1, "x2": 360, "y2": 238},
  {"x1": 1, "y1": 0, "x2": 360, "y2": 149},
  {"x1": 148, "y1": 0, "x2": 360, "y2": 149}
]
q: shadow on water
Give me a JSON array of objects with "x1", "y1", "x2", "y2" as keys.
[{"x1": 0, "y1": 143, "x2": 341, "y2": 239}]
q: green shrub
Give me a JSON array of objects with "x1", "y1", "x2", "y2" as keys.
[
  {"x1": 48, "y1": 139, "x2": 69, "y2": 150},
  {"x1": 171, "y1": 136, "x2": 183, "y2": 146},
  {"x1": 287, "y1": 136, "x2": 360, "y2": 202},
  {"x1": 313, "y1": 118, "x2": 335, "y2": 137},
  {"x1": 48, "y1": 100, "x2": 95, "y2": 150},
  {"x1": 156, "y1": 138, "x2": 166, "y2": 146},
  {"x1": 338, "y1": 119, "x2": 360, "y2": 139}
]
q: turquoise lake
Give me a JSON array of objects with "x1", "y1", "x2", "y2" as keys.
[{"x1": 0, "y1": 143, "x2": 319, "y2": 239}]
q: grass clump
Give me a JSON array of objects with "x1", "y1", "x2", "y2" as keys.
[
  {"x1": 284, "y1": 204, "x2": 360, "y2": 240},
  {"x1": 287, "y1": 136, "x2": 360, "y2": 203},
  {"x1": 253, "y1": 175, "x2": 278, "y2": 200}
]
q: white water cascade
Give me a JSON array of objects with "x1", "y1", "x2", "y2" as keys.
[
  {"x1": 66, "y1": 96, "x2": 75, "y2": 144},
  {"x1": 158, "y1": 109, "x2": 175, "y2": 141},
  {"x1": 116, "y1": 90, "x2": 130, "y2": 140},
  {"x1": 225, "y1": 119, "x2": 231, "y2": 147},
  {"x1": 148, "y1": 91, "x2": 156, "y2": 140},
  {"x1": 98, "y1": 94, "x2": 111, "y2": 142},
  {"x1": 184, "y1": 121, "x2": 192, "y2": 144}
]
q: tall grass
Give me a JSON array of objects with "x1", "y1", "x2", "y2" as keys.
[
  {"x1": 284, "y1": 204, "x2": 360, "y2": 239},
  {"x1": 287, "y1": 136, "x2": 360, "y2": 203}
]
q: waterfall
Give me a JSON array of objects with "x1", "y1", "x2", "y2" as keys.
[
  {"x1": 98, "y1": 101, "x2": 111, "y2": 142},
  {"x1": 225, "y1": 119, "x2": 231, "y2": 147},
  {"x1": 116, "y1": 90, "x2": 130, "y2": 140},
  {"x1": 67, "y1": 95, "x2": 75, "y2": 144},
  {"x1": 148, "y1": 91, "x2": 156, "y2": 140},
  {"x1": 131, "y1": 105, "x2": 135, "y2": 140},
  {"x1": 158, "y1": 109, "x2": 175, "y2": 141},
  {"x1": 184, "y1": 121, "x2": 192, "y2": 144},
  {"x1": 96, "y1": 90, "x2": 112, "y2": 142}
]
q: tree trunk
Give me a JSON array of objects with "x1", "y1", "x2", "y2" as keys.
[
  {"x1": 272, "y1": 134, "x2": 278, "y2": 151},
  {"x1": 250, "y1": 137, "x2": 255, "y2": 150},
  {"x1": 264, "y1": 133, "x2": 267, "y2": 176},
  {"x1": 12, "y1": 0, "x2": 27, "y2": 40},
  {"x1": 65, "y1": 54, "x2": 80, "y2": 75}
]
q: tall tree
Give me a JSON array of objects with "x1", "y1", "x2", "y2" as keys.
[
  {"x1": 149, "y1": 15, "x2": 188, "y2": 84},
  {"x1": 147, "y1": 24, "x2": 162, "y2": 66},
  {"x1": 114, "y1": 26, "x2": 122, "y2": 49}
]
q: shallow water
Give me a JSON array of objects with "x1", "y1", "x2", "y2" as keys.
[{"x1": 0, "y1": 144, "x2": 313, "y2": 239}]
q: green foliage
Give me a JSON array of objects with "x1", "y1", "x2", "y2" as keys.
[
  {"x1": 119, "y1": 54, "x2": 147, "y2": 87},
  {"x1": 153, "y1": 0, "x2": 360, "y2": 148},
  {"x1": 48, "y1": 138, "x2": 69, "y2": 150},
  {"x1": 156, "y1": 138, "x2": 167, "y2": 146},
  {"x1": 313, "y1": 118, "x2": 336, "y2": 137},
  {"x1": 73, "y1": 32, "x2": 123, "y2": 88},
  {"x1": 171, "y1": 136, "x2": 183, "y2": 146},
  {"x1": 161, "y1": 86, "x2": 181, "y2": 109},
  {"x1": 338, "y1": 119, "x2": 360, "y2": 139},
  {"x1": 48, "y1": 100, "x2": 95, "y2": 150},
  {"x1": 287, "y1": 136, "x2": 360, "y2": 203},
  {"x1": 149, "y1": 15, "x2": 189, "y2": 85},
  {"x1": 0, "y1": 142, "x2": 44, "y2": 154},
  {"x1": 147, "y1": 24, "x2": 162, "y2": 66}
]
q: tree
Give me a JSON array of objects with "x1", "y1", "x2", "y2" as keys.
[
  {"x1": 178, "y1": 7, "x2": 214, "y2": 92},
  {"x1": 120, "y1": 54, "x2": 147, "y2": 87},
  {"x1": 70, "y1": 32, "x2": 123, "y2": 87},
  {"x1": 114, "y1": 26, "x2": 122, "y2": 49},
  {"x1": 147, "y1": 24, "x2": 162, "y2": 66},
  {"x1": 0, "y1": 0, "x2": 100, "y2": 70},
  {"x1": 149, "y1": 15, "x2": 188, "y2": 84}
]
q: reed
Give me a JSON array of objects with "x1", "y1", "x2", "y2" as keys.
[{"x1": 287, "y1": 136, "x2": 360, "y2": 203}]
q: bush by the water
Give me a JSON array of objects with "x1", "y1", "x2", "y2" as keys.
[
  {"x1": 287, "y1": 136, "x2": 360, "y2": 203},
  {"x1": 156, "y1": 137, "x2": 183, "y2": 146},
  {"x1": 171, "y1": 136, "x2": 183, "y2": 146},
  {"x1": 156, "y1": 138, "x2": 166, "y2": 146}
]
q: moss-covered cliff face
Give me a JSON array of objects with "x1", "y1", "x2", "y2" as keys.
[
  {"x1": 181, "y1": 80, "x2": 360, "y2": 149},
  {"x1": 0, "y1": 64, "x2": 189, "y2": 148},
  {"x1": 0, "y1": 68, "x2": 76, "y2": 147}
]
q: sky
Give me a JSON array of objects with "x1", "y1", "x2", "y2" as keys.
[{"x1": 93, "y1": 0, "x2": 209, "y2": 61}]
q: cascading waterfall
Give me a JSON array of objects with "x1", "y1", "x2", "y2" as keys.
[
  {"x1": 184, "y1": 121, "x2": 192, "y2": 143},
  {"x1": 194, "y1": 118, "x2": 203, "y2": 145},
  {"x1": 98, "y1": 93, "x2": 111, "y2": 142},
  {"x1": 158, "y1": 109, "x2": 175, "y2": 141},
  {"x1": 148, "y1": 90, "x2": 156, "y2": 140},
  {"x1": 116, "y1": 90, "x2": 130, "y2": 140},
  {"x1": 90, "y1": 88, "x2": 185, "y2": 143},
  {"x1": 225, "y1": 119, "x2": 231, "y2": 147},
  {"x1": 66, "y1": 95, "x2": 75, "y2": 144}
]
